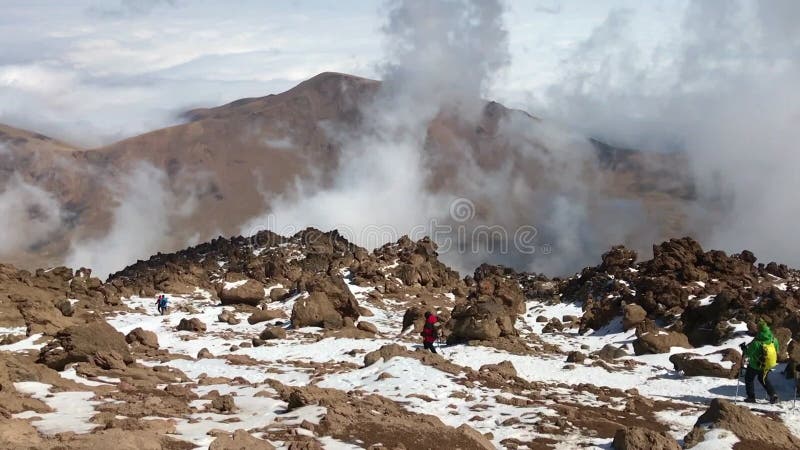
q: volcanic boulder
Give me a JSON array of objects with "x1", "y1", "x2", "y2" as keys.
[
  {"x1": 622, "y1": 304, "x2": 647, "y2": 330},
  {"x1": 542, "y1": 318, "x2": 564, "y2": 334},
  {"x1": 217, "y1": 310, "x2": 240, "y2": 325},
  {"x1": 644, "y1": 237, "x2": 758, "y2": 285},
  {"x1": 567, "y1": 237, "x2": 771, "y2": 336},
  {"x1": 450, "y1": 299, "x2": 518, "y2": 342},
  {"x1": 209, "y1": 429, "x2": 276, "y2": 450},
  {"x1": 151, "y1": 266, "x2": 203, "y2": 294},
  {"x1": 305, "y1": 275, "x2": 360, "y2": 320},
  {"x1": 472, "y1": 264, "x2": 526, "y2": 315},
  {"x1": 765, "y1": 261, "x2": 790, "y2": 278},
  {"x1": 684, "y1": 398, "x2": 800, "y2": 449},
  {"x1": 364, "y1": 344, "x2": 411, "y2": 367},
  {"x1": 785, "y1": 340, "x2": 800, "y2": 380},
  {"x1": 291, "y1": 293, "x2": 344, "y2": 329},
  {"x1": 478, "y1": 361, "x2": 517, "y2": 378},
  {"x1": 290, "y1": 274, "x2": 360, "y2": 329},
  {"x1": 594, "y1": 344, "x2": 629, "y2": 362},
  {"x1": 773, "y1": 326, "x2": 792, "y2": 361},
  {"x1": 176, "y1": 318, "x2": 207, "y2": 333},
  {"x1": 219, "y1": 279, "x2": 266, "y2": 306},
  {"x1": 15, "y1": 298, "x2": 76, "y2": 337},
  {"x1": 612, "y1": 426, "x2": 680, "y2": 450},
  {"x1": 669, "y1": 349, "x2": 742, "y2": 378},
  {"x1": 269, "y1": 379, "x2": 494, "y2": 450},
  {"x1": 449, "y1": 265, "x2": 524, "y2": 343},
  {"x1": 566, "y1": 351, "x2": 587, "y2": 364},
  {"x1": 680, "y1": 290, "x2": 745, "y2": 347},
  {"x1": 644, "y1": 237, "x2": 705, "y2": 280},
  {"x1": 357, "y1": 321, "x2": 378, "y2": 334},
  {"x1": 0, "y1": 264, "x2": 103, "y2": 336},
  {"x1": 38, "y1": 320, "x2": 133, "y2": 371},
  {"x1": 247, "y1": 309, "x2": 286, "y2": 325},
  {"x1": 633, "y1": 329, "x2": 691, "y2": 355},
  {"x1": 375, "y1": 236, "x2": 462, "y2": 289},
  {"x1": 125, "y1": 328, "x2": 159, "y2": 349},
  {"x1": 210, "y1": 394, "x2": 238, "y2": 413},
  {"x1": 632, "y1": 277, "x2": 687, "y2": 314},
  {"x1": 600, "y1": 246, "x2": 638, "y2": 277},
  {"x1": 269, "y1": 287, "x2": 289, "y2": 302},
  {"x1": 93, "y1": 350, "x2": 128, "y2": 370},
  {"x1": 259, "y1": 327, "x2": 287, "y2": 340}
]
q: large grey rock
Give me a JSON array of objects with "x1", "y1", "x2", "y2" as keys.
[
  {"x1": 290, "y1": 292, "x2": 344, "y2": 329},
  {"x1": 219, "y1": 279, "x2": 266, "y2": 306}
]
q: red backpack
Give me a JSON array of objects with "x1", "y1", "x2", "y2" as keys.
[{"x1": 421, "y1": 315, "x2": 438, "y2": 342}]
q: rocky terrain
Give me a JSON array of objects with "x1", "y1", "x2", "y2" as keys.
[
  {"x1": 1, "y1": 230, "x2": 799, "y2": 449},
  {"x1": 1, "y1": 72, "x2": 696, "y2": 272}
]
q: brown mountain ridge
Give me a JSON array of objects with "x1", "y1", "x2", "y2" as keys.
[{"x1": 1, "y1": 71, "x2": 695, "y2": 274}]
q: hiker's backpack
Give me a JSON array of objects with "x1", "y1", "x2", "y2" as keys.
[
  {"x1": 420, "y1": 323, "x2": 430, "y2": 337},
  {"x1": 421, "y1": 321, "x2": 436, "y2": 338},
  {"x1": 159, "y1": 296, "x2": 168, "y2": 308},
  {"x1": 762, "y1": 341, "x2": 778, "y2": 371}
]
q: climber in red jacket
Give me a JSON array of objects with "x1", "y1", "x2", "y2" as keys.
[{"x1": 421, "y1": 311, "x2": 439, "y2": 353}]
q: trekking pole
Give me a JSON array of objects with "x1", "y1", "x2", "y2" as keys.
[
  {"x1": 735, "y1": 366, "x2": 742, "y2": 400},
  {"x1": 733, "y1": 358, "x2": 747, "y2": 401},
  {"x1": 736, "y1": 345, "x2": 747, "y2": 402},
  {"x1": 437, "y1": 336, "x2": 444, "y2": 356}
]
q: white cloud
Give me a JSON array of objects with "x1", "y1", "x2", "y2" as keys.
[
  {"x1": 0, "y1": 175, "x2": 64, "y2": 256},
  {"x1": 539, "y1": 0, "x2": 800, "y2": 266},
  {"x1": 65, "y1": 162, "x2": 199, "y2": 278},
  {"x1": 0, "y1": 0, "x2": 382, "y2": 146},
  {"x1": 0, "y1": 0, "x2": 679, "y2": 146},
  {"x1": 244, "y1": 0, "x2": 510, "y2": 253}
]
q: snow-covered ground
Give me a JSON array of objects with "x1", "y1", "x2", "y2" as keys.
[
  {"x1": 13, "y1": 382, "x2": 99, "y2": 435},
  {"x1": 6, "y1": 274, "x2": 800, "y2": 450}
]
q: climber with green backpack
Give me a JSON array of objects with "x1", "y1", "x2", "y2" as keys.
[{"x1": 739, "y1": 319, "x2": 779, "y2": 404}]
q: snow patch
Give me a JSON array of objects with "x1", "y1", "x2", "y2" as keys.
[
  {"x1": 690, "y1": 427, "x2": 739, "y2": 449},
  {"x1": 698, "y1": 295, "x2": 715, "y2": 307},
  {"x1": 0, "y1": 333, "x2": 46, "y2": 352},
  {"x1": 13, "y1": 382, "x2": 98, "y2": 435},
  {"x1": 223, "y1": 279, "x2": 248, "y2": 290}
]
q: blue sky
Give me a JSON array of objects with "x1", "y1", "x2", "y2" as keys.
[{"x1": 0, "y1": 0, "x2": 684, "y2": 146}]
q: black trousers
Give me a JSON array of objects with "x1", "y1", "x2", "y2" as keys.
[
  {"x1": 423, "y1": 341, "x2": 437, "y2": 353},
  {"x1": 745, "y1": 366, "x2": 777, "y2": 399}
]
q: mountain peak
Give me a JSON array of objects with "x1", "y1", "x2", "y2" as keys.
[
  {"x1": 183, "y1": 71, "x2": 379, "y2": 122},
  {"x1": 0, "y1": 123, "x2": 80, "y2": 152}
]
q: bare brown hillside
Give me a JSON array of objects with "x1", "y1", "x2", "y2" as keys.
[{"x1": 1, "y1": 72, "x2": 697, "y2": 273}]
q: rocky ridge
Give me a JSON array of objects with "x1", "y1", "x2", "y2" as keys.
[{"x1": 0, "y1": 230, "x2": 799, "y2": 449}]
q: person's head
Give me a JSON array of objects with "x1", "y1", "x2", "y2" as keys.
[
  {"x1": 758, "y1": 319, "x2": 770, "y2": 333},
  {"x1": 424, "y1": 311, "x2": 431, "y2": 319}
]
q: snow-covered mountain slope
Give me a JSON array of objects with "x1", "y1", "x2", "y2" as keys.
[{"x1": 1, "y1": 231, "x2": 799, "y2": 449}]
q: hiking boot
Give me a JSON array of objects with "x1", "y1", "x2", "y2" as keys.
[
  {"x1": 770, "y1": 395, "x2": 779, "y2": 404},
  {"x1": 744, "y1": 397, "x2": 756, "y2": 403}
]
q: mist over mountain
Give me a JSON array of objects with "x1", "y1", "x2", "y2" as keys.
[
  {"x1": 3, "y1": 2, "x2": 800, "y2": 449},
  {"x1": 0, "y1": 0, "x2": 796, "y2": 280},
  {"x1": 0, "y1": 67, "x2": 695, "y2": 279}
]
